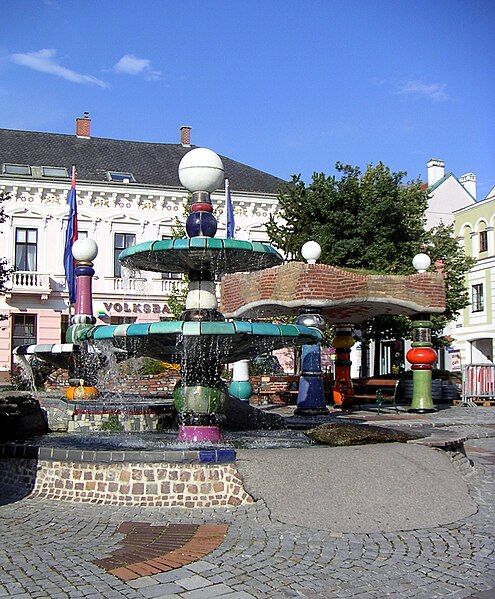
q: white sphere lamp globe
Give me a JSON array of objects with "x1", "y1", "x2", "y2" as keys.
[
  {"x1": 178, "y1": 148, "x2": 225, "y2": 192},
  {"x1": 412, "y1": 252, "x2": 431, "y2": 273},
  {"x1": 301, "y1": 241, "x2": 321, "y2": 264},
  {"x1": 72, "y1": 238, "x2": 98, "y2": 262}
]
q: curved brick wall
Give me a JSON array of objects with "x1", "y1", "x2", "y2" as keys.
[
  {"x1": 220, "y1": 262, "x2": 445, "y2": 323},
  {"x1": 0, "y1": 458, "x2": 253, "y2": 507}
]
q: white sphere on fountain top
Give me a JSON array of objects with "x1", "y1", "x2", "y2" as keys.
[
  {"x1": 178, "y1": 148, "x2": 225, "y2": 192},
  {"x1": 412, "y1": 252, "x2": 431, "y2": 273},
  {"x1": 301, "y1": 241, "x2": 321, "y2": 264},
  {"x1": 72, "y1": 238, "x2": 98, "y2": 262}
]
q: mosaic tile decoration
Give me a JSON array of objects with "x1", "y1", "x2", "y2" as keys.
[{"x1": 94, "y1": 522, "x2": 228, "y2": 581}]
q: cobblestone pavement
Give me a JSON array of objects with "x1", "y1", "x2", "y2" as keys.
[{"x1": 0, "y1": 407, "x2": 494, "y2": 598}]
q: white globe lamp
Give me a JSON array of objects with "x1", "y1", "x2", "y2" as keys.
[
  {"x1": 412, "y1": 252, "x2": 431, "y2": 273},
  {"x1": 72, "y1": 238, "x2": 98, "y2": 262},
  {"x1": 178, "y1": 148, "x2": 225, "y2": 192},
  {"x1": 301, "y1": 241, "x2": 322, "y2": 265}
]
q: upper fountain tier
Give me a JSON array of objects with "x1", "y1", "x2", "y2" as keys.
[
  {"x1": 120, "y1": 147, "x2": 283, "y2": 276},
  {"x1": 119, "y1": 238, "x2": 283, "y2": 276}
]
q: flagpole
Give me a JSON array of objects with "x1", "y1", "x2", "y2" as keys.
[{"x1": 225, "y1": 178, "x2": 229, "y2": 238}]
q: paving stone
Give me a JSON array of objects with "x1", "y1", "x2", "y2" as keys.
[
  {"x1": 149, "y1": 569, "x2": 192, "y2": 584},
  {"x1": 138, "y1": 583, "x2": 184, "y2": 597},
  {"x1": 183, "y1": 561, "x2": 218, "y2": 574},
  {"x1": 179, "y1": 583, "x2": 235, "y2": 598},
  {"x1": 175, "y1": 574, "x2": 214, "y2": 590},
  {"x1": 127, "y1": 577, "x2": 160, "y2": 589}
]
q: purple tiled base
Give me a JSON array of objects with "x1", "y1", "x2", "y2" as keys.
[{"x1": 178, "y1": 425, "x2": 222, "y2": 443}]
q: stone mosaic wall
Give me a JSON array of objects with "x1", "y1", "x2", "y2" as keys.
[{"x1": 0, "y1": 458, "x2": 253, "y2": 507}]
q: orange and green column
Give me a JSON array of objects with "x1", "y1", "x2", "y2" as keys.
[{"x1": 406, "y1": 314, "x2": 437, "y2": 413}]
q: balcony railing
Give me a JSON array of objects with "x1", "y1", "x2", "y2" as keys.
[
  {"x1": 152, "y1": 278, "x2": 186, "y2": 295},
  {"x1": 9, "y1": 271, "x2": 51, "y2": 298},
  {"x1": 105, "y1": 276, "x2": 148, "y2": 292}
]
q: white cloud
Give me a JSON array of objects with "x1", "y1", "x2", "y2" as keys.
[
  {"x1": 113, "y1": 54, "x2": 162, "y2": 80},
  {"x1": 398, "y1": 80, "x2": 448, "y2": 101},
  {"x1": 11, "y1": 49, "x2": 107, "y2": 88}
]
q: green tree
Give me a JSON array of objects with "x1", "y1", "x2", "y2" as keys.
[
  {"x1": 0, "y1": 192, "x2": 12, "y2": 303},
  {"x1": 166, "y1": 280, "x2": 188, "y2": 319},
  {"x1": 267, "y1": 162, "x2": 427, "y2": 272}
]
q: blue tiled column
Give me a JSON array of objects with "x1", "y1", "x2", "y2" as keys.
[{"x1": 295, "y1": 310, "x2": 329, "y2": 415}]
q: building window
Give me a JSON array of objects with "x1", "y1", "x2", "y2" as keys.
[
  {"x1": 114, "y1": 233, "x2": 135, "y2": 277},
  {"x1": 107, "y1": 172, "x2": 135, "y2": 183},
  {"x1": 42, "y1": 166, "x2": 69, "y2": 178},
  {"x1": 12, "y1": 314, "x2": 36, "y2": 349},
  {"x1": 472, "y1": 283, "x2": 484, "y2": 312},
  {"x1": 78, "y1": 231, "x2": 88, "y2": 239},
  {"x1": 479, "y1": 230, "x2": 488, "y2": 253},
  {"x1": 15, "y1": 228, "x2": 37, "y2": 271},
  {"x1": 3, "y1": 163, "x2": 31, "y2": 176}
]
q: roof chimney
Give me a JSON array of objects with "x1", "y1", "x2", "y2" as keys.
[
  {"x1": 76, "y1": 112, "x2": 91, "y2": 138},
  {"x1": 427, "y1": 159, "x2": 445, "y2": 186},
  {"x1": 180, "y1": 125, "x2": 191, "y2": 147},
  {"x1": 460, "y1": 172, "x2": 477, "y2": 200}
]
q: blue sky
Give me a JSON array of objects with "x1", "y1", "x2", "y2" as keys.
[{"x1": 1, "y1": 0, "x2": 494, "y2": 197}]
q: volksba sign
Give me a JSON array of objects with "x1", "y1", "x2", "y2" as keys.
[{"x1": 102, "y1": 302, "x2": 170, "y2": 314}]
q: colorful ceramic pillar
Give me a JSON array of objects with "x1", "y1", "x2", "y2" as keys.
[
  {"x1": 406, "y1": 314, "x2": 437, "y2": 413},
  {"x1": 229, "y1": 360, "x2": 253, "y2": 402},
  {"x1": 65, "y1": 238, "x2": 99, "y2": 400},
  {"x1": 175, "y1": 148, "x2": 226, "y2": 443},
  {"x1": 295, "y1": 309, "x2": 328, "y2": 415},
  {"x1": 72, "y1": 239, "x2": 98, "y2": 326},
  {"x1": 332, "y1": 325, "x2": 355, "y2": 409}
]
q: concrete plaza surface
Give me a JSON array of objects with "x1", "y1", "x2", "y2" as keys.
[{"x1": 0, "y1": 406, "x2": 494, "y2": 598}]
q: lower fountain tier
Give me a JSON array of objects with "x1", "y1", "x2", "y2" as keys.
[
  {"x1": 71, "y1": 320, "x2": 323, "y2": 364},
  {"x1": 12, "y1": 343, "x2": 110, "y2": 370},
  {"x1": 118, "y1": 238, "x2": 283, "y2": 274}
]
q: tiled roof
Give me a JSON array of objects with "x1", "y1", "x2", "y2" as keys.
[{"x1": 0, "y1": 128, "x2": 286, "y2": 194}]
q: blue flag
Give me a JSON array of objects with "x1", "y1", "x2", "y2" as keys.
[
  {"x1": 63, "y1": 166, "x2": 78, "y2": 304},
  {"x1": 225, "y1": 178, "x2": 235, "y2": 239}
]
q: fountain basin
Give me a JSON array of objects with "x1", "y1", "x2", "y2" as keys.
[
  {"x1": 0, "y1": 430, "x2": 313, "y2": 507},
  {"x1": 0, "y1": 436, "x2": 249, "y2": 508},
  {"x1": 71, "y1": 321, "x2": 323, "y2": 363}
]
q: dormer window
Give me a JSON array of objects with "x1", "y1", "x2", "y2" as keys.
[
  {"x1": 107, "y1": 171, "x2": 135, "y2": 183},
  {"x1": 3, "y1": 163, "x2": 31, "y2": 176},
  {"x1": 42, "y1": 166, "x2": 69, "y2": 178}
]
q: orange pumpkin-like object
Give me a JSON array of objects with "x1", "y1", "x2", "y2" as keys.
[
  {"x1": 66, "y1": 385, "x2": 100, "y2": 401},
  {"x1": 406, "y1": 346, "x2": 437, "y2": 366}
]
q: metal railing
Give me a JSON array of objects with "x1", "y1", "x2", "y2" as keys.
[{"x1": 462, "y1": 364, "x2": 495, "y2": 406}]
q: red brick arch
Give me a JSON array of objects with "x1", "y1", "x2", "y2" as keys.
[{"x1": 220, "y1": 262, "x2": 445, "y2": 324}]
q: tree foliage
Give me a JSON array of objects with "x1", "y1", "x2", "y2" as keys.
[
  {"x1": 268, "y1": 163, "x2": 428, "y2": 273},
  {"x1": 0, "y1": 192, "x2": 12, "y2": 302},
  {"x1": 267, "y1": 163, "x2": 473, "y2": 349}
]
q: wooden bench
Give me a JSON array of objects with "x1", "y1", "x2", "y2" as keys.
[{"x1": 353, "y1": 378, "x2": 400, "y2": 413}]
